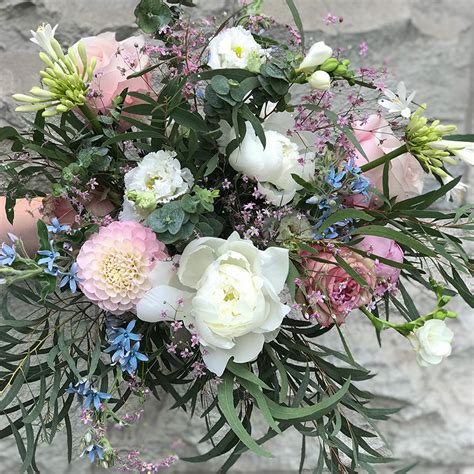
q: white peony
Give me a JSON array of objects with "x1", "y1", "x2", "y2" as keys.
[
  {"x1": 297, "y1": 41, "x2": 332, "y2": 73},
  {"x1": 207, "y1": 26, "x2": 268, "y2": 72},
  {"x1": 308, "y1": 70, "x2": 331, "y2": 91},
  {"x1": 229, "y1": 122, "x2": 315, "y2": 205},
  {"x1": 120, "y1": 150, "x2": 194, "y2": 221},
  {"x1": 136, "y1": 232, "x2": 290, "y2": 375},
  {"x1": 408, "y1": 319, "x2": 454, "y2": 367}
]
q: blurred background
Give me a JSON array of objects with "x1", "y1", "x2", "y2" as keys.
[{"x1": 0, "y1": 0, "x2": 473, "y2": 472}]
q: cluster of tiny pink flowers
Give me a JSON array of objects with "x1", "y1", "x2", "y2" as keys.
[
  {"x1": 117, "y1": 451, "x2": 179, "y2": 473},
  {"x1": 323, "y1": 13, "x2": 343, "y2": 25}
]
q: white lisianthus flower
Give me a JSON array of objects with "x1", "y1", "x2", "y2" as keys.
[
  {"x1": 207, "y1": 26, "x2": 268, "y2": 72},
  {"x1": 297, "y1": 41, "x2": 332, "y2": 73},
  {"x1": 30, "y1": 23, "x2": 59, "y2": 57},
  {"x1": 136, "y1": 232, "x2": 290, "y2": 375},
  {"x1": 408, "y1": 319, "x2": 454, "y2": 367},
  {"x1": 308, "y1": 70, "x2": 331, "y2": 91},
  {"x1": 229, "y1": 123, "x2": 315, "y2": 205},
  {"x1": 120, "y1": 150, "x2": 194, "y2": 222},
  {"x1": 428, "y1": 140, "x2": 474, "y2": 166}
]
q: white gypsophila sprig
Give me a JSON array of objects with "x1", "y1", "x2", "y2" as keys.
[{"x1": 378, "y1": 81, "x2": 416, "y2": 119}]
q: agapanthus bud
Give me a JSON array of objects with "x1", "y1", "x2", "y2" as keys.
[
  {"x1": 406, "y1": 106, "x2": 459, "y2": 177},
  {"x1": 13, "y1": 24, "x2": 95, "y2": 117}
]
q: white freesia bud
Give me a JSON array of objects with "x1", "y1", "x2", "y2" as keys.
[
  {"x1": 408, "y1": 319, "x2": 453, "y2": 367},
  {"x1": 308, "y1": 70, "x2": 331, "y2": 90},
  {"x1": 137, "y1": 232, "x2": 290, "y2": 376},
  {"x1": 228, "y1": 122, "x2": 315, "y2": 206},
  {"x1": 119, "y1": 150, "x2": 194, "y2": 222},
  {"x1": 428, "y1": 140, "x2": 474, "y2": 166},
  {"x1": 207, "y1": 26, "x2": 268, "y2": 72},
  {"x1": 297, "y1": 41, "x2": 332, "y2": 73}
]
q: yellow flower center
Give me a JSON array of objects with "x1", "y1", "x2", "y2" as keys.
[
  {"x1": 233, "y1": 46, "x2": 243, "y2": 58},
  {"x1": 101, "y1": 250, "x2": 143, "y2": 291}
]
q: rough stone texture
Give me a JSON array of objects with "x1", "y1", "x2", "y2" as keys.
[{"x1": 0, "y1": 0, "x2": 473, "y2": 472}]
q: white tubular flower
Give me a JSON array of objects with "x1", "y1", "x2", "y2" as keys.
[
  {"x1": 428, "y1": 140, "x2": 474, "y2": 166},
  {"x1": 229, "y1": 122, "x2": 315, "y2": 206},
  {"x1": 378, "y1": 81, "x2": 416, "y2": 119},
  {"x1": 30, "y1": 23, "x2": 59, "y2": 58},
  {"x1": 207, "y1": 26, "x2": 268, "y2": 72},
  {"x1": 441, "y1": 175, "x2": 468, "y2": 202},
  {"x1": 120, "y1": 150, "x2": 194, "y2": 221},
  {"x1": 408, "y1": 319, "x2": 454, "y2": 367},
  {"x1": 297, "y1": 41, "x2": 332, "y2": 73},
  {"x1": 137, "y1": 232, "x2": 290, "y2": 376},
  {"x1": 308, "y1": 70, "x2": 331, "y2": 91}
]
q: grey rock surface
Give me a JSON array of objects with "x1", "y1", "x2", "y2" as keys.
[{"x1": 0, "y1": 0, "x2": 473, "y2": 473}]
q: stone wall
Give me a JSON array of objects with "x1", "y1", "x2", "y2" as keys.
[{"x1": 0, "y1": 0, "x2": 473, "y2": 473}]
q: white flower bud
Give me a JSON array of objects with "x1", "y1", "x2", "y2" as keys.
[
  {"x1": 297, "y1": 41, "x2": 332, "y2": 73},
  {"x1": 408, "y1": 319, "x2": 453, "y2": 367},
  {"x1": 308, "y1": 70, "x2": 331, "y2": 91}
]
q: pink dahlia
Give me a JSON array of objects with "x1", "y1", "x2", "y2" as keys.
[{"x1": 76, "y1": 221, "x2": 167, "y2": 314}]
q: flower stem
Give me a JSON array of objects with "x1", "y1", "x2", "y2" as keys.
[
  {"x1": 78, "y1": 104, "x2": 102, "y2": 135},
  {"x1": 360, "y1": 144, "x2": 408, "y2": 173}
]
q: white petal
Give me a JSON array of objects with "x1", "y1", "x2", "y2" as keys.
[
  {"x1": 202, "y1": 347, "x2": 232, "y2": 376},
  {"x1": 400, "y1": 107, "x2": 412, "y2": 118},
  {"x1": 136, "y1": 285, "x2": 193, "y2": 322},
  {"x1": 260, "y1": 246, "x2": 289, "y2": 293},
  {"x1": 231, "y1": 332, "x2": 265, "y2": 363},
  {"x1": 178, "y1": 243, "x2": 216, "y2": 288},
  {"x1": 397, "y1": 81, "x2": 407, "y2": 101}
]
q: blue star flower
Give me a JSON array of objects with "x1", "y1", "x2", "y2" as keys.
[
  {"x1": 325, "y1": 167, "x2": 346, "y2": 190},
  {"x1": 59, "y1": 263, "x2": 80, "y2": 293},
  {"x1": 343, "y1": 158, "x2": 361, "y2": 175},
  {"x1": 37, "y1": 240, "x2": 60, "y2": 273},
  {"x1": 47, "y1": 217, "x2": 71, "y2": 234},
  {"x1": 0, "y1": 243, "x2": 16, "y2": 266},
  {"x1": 119, "y1": 341, "x2": 149, "y2": 374},
  {"x1": 351, "y1": 175, "x2": 370, "y2": 195},
  {"x1": 66, "y1": 379, "x2": 91, "y2": 396},
  {"x1": 83, "y1": 388, "x2": 112, "y2": 411},
  {"x1": 108, "y1": 319, "x2": 141, "y2": 352},
  {"x1": 81, "y1": 444, "x2": 105, "y2": 463}
]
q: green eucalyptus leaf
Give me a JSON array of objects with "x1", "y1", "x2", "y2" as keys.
[{"x1": 134, "y1": 0, "x2": 173, "y2": 33}]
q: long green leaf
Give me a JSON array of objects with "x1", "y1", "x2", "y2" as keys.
[
  {"x1": 217, "y1": 372, "x2": 272, "y2": 458},
  {"x1": 352, "y1": 225, "x2": 435, "y2": 256}
]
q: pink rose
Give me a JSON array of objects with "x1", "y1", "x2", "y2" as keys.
[
  {"x1": 77, "y1": 32, "x2": 152, "y2": 114},
  {"x1": 349, "y1": 115, "x2": 424, "y2": 208},
  {"x1": 354, "y1": 236, "x2": 404, "y2": 295},
  {"x1": 302, "y1": 248, "x2": 377, "y2": 327}
]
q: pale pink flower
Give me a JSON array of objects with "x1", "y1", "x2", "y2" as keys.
[
  {"x1": 302, "y1": 247, "x2": 377, "y2": 326},
  {"x1": 355, "y1": 236, "x2": 404, "y2": 293},
  {"x1": 76, "y1": 221, "x2": 167, "y2": 314},
  {"x1": 76, "y1": 32, "x2": 153, "y2": 114},
  {"x1": 348, "y1": 114, "x2": 424, "y2": 208}
]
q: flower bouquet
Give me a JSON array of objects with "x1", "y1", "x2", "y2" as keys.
[{"x1": 0, "y1": 0, "x2": 473, "y2": 472}]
